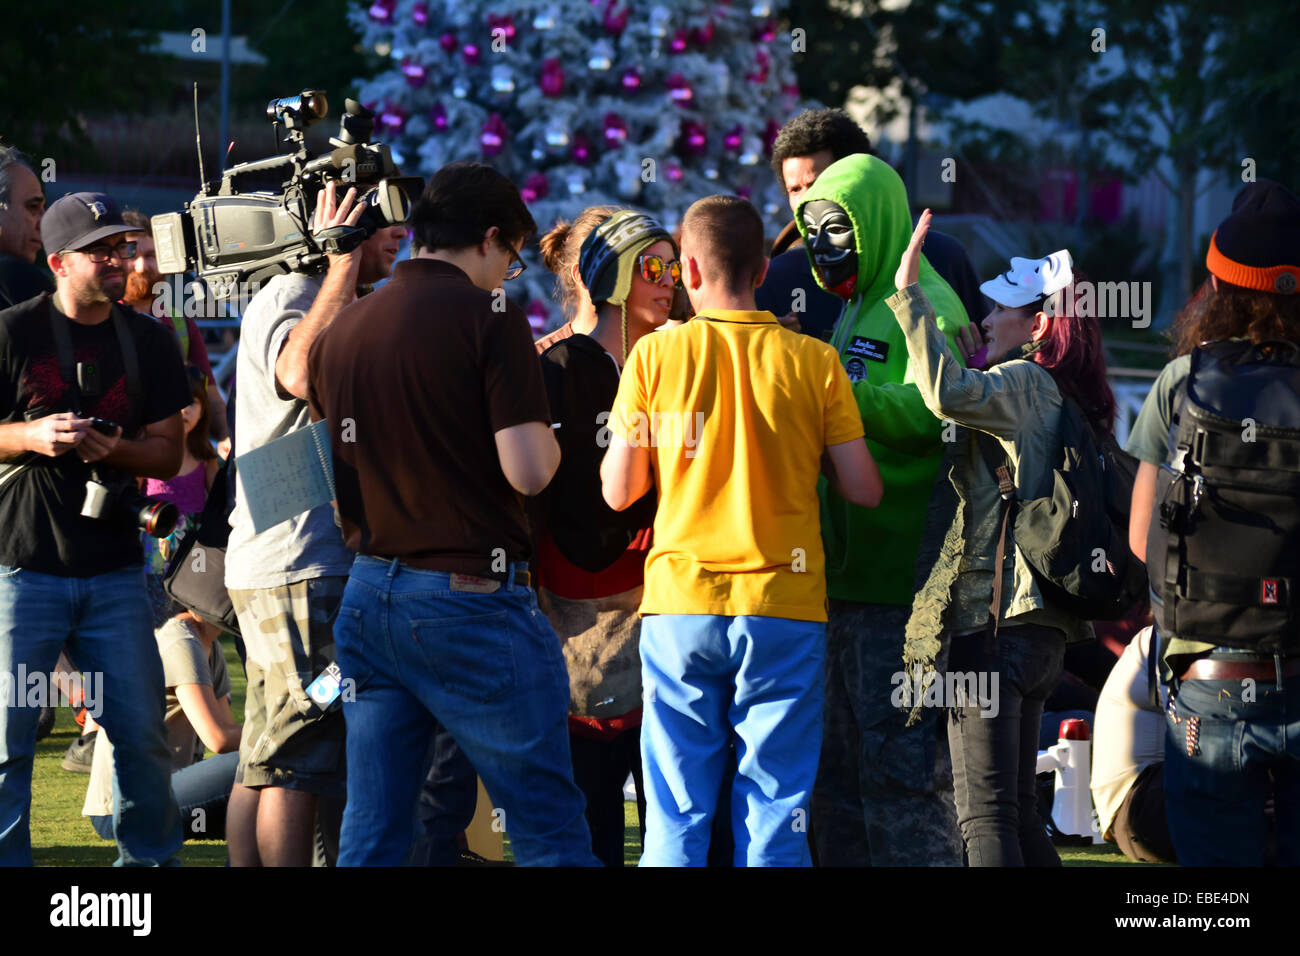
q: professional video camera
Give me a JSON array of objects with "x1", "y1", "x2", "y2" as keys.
[{"x1": 152, "y1": 91, "x2": 423, "y2": 302}]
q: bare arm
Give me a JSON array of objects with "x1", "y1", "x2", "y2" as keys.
[
  {"x1": 1129, "y1": 460, "x2": 1158, "y2": 563},
  {"x1": 0, "y1": 413, "x2": 89, "y2": 461},
  {"x1": 494, "y1": 421, "x2": 561, "y2": 497},
  {"x1": 173, "y1": 683, "x2": 242, "y2": 754},
  {"x1": 822, "y1": 437, "x2": 883, "y2": 509},
  {"x1": 274, "y1": 182, "x2": 365, "y2": 401},
  {"x1": 600, "y1": 433, "x2": 654, "y2": 512}
]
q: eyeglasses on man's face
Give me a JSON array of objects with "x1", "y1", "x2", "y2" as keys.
[
  {"x1": 499, "y1": 237, "x2": 526, "y2": 281},
  {"x1": 75, "y1": 241, "x2": 138, "y2": 264}
]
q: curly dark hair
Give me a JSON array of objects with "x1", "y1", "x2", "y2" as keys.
[
  {"x1": 769, "y1": 108, "x2": 873, "y2": 192},
  {"x1": 1171, "y1": 277, "x2": 1300, "y2": 357}
]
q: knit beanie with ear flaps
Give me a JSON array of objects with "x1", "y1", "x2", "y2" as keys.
[
  {"x1": 1207, "y1": 178, "x2": 1300, "y2": 295},
  {"x1": 577, "y1": 210, "x2": 675, "y2": 364}
]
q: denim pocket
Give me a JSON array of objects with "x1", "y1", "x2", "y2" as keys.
[
  {"x1": 410, "y1": 611, "x2": 517, "y2": 703},
  {"x1": 333, "y1": 606, "x2": 374, "y2": 697}
]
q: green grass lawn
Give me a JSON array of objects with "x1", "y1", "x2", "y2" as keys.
[{"x1": 29, "y1": 634, "x2": 1142, "y2": 867}]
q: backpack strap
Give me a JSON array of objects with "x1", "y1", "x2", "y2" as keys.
[
  {"x1": 976, "y1": 431, "x2": 1017, "y2": 640},
  {"x1": 1147, "y1": 625, "x2": 1160, "y2": 709},
  {"x1": 111, "y1": 308, "x2": 143, "y2": 404}
]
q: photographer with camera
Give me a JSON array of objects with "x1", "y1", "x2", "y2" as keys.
[
  {"x1": 224, "y1": 177, "x2": 408, "y2": 868},
  {"x1": 0, "y1": 191, "x2": 191, "y2": 866}
]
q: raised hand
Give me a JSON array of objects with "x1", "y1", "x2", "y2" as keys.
[{"x1": 894, "y1": 208, "x2": 933, "y2": 294}]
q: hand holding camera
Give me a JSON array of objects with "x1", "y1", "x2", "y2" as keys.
[
  {"x1": 312, "y1": 180, "x2": 368, "y2": 266},
  {"x1": 78, "y1": 418, "x2": 123, "y2": 464}
]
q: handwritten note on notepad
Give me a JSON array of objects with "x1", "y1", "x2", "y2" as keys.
[{"x1": 235, "y1": 419, "x2": 336, "y2": 534}]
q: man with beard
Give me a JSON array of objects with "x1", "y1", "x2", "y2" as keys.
[
  {"x1": 0, "y1": 145, "x2": 52, "y2": 310},
  {"x1": 0, "y1": 191, "x2": 190, "y2": 865},
  {"x1": 120, "y1": 211, "x2": 227, "y2": 440}
]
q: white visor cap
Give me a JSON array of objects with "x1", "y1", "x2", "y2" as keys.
[{"x1": 979, "y1": 250, "x2": 1074, "y2": 309}]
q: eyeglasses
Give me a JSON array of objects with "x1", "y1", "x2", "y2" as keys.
[
  {"x1": 638, "y1": 254, "x2": 682, "y2": 287},
  {"x1": 499, "y1": 238, "x2": 526, "y2": 281},
  {"x1": 75, "y1": 241, "x2": 138, "y2": 264}
]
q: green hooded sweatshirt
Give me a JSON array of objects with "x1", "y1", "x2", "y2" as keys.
[{"x1": 796, "y1": 154, "x2": 970, "y2": 606}]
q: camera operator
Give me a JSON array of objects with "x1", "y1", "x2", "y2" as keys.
[
  {"x1": 224, "y1": 179, "x2": 408, "y2": 867},
  {"x1": 0, "y1": 145, "x2": 52, "y2": 310},
  {"x1": 0, "y1": 191, "x2": 190, "y2": 866}
]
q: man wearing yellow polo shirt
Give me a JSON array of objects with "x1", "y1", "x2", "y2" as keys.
[{"x1": 601, "y1": 195, "x2": 882, "y2": 866}]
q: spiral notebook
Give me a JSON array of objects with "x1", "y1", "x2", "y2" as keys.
[{"x1": 235, "y1": 419, "x2": 336, "y2": 534}]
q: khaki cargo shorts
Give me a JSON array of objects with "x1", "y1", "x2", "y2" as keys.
[{"x1": 229, "y1": 575, "x2": 347, "y2": 796}]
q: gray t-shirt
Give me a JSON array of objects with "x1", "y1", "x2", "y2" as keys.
[
  {"x1": 226, "y1": 272, "x2": 354, "y2": 588},
  {"x1": 83, "y1": 618, "x2": 232, "y2": 817}
]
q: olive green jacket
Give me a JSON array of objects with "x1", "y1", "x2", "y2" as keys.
[{"x1": 887, "y1": 284, "x2": 1092, "y2": 703}]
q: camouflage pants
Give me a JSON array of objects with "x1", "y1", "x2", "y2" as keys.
[
  {"x1": 229, "y1": 576, "x2": 348, "y2": 797},
  {"x1": 812, "y1": 600, "x2": 963, "y2": 866}
]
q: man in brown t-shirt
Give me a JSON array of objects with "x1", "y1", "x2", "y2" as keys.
[{"x1": 307, "y1": 161, "x2": 597, "y2": 866}]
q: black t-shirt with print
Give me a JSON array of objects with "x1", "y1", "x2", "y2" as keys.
[{"x1": 0, "y1": 293, "x2": 190, "y2": 576}]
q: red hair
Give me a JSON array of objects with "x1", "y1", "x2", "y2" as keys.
[{"x1": 1033, "y1": 271, "x2": 1116, "y2": 434}]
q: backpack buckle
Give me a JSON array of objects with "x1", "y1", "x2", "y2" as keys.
[{"x1": 994, "y1": 465, "x2": 1014, "y2": 500}]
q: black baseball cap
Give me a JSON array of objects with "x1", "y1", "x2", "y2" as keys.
[{"x1": 42, "y1": 192, "x2": 136, "y2": 255}]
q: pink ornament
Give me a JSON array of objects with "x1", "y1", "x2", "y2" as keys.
[
  {"x1": 439, "y1": 31, "x2": 458, "y2": 53},
  {"x1": 480, "y1": 113, "x2": 508, "y2": 156},
  {"x1": 429, "y1": 102, "x2": 448, "y2": 132},
  {"x1": 602, "y1": 112, "x2": 628, "y2": 148},
  {"x1": 401, "y1": 58, "x2": 427, "y2": 87},
  {"x1": 571, "y1": 133, "x2": 593, "y2": 165},
  {"x1": 488, "y1": 13, "x2": 517, "y2": 40},
  {"x1": 412, "y1": 1, "x2": 429, "y2": 25},
  {"x1": 666, "y1": 72, "x2": 694, "y2": 106},
  {"x1": 680, "y1": 120, "x2": 708, "y2": 157},
  {"x1": 463, "y1": 43, "x2": 482, "y2": 65},
  {"x1": 691, "y1": 20, "x2": 715, "y2": 47},
  {"x1": 724, "y1": 125, "x2": 744, "y2": 152},
  {"x1": 762, "y1": 119, "x2": 781, "y2": 153},
  {"x1": 621, "y1": 67, "x2": 642, "y2": 91},
  {"x1": 755, "y1": 19, "x2": 776, "y2": 43},
  {"x1": 665, "y1": 162, "x2": 684, "y2": 183},
  {"x1": 526, "y1": 301, "x2": 549, "y2": 336},
  {"x1": 782, "y1": 83, "x2": 800, "y2": 99},
  {"x1": 540, "y1": 59, "x2": 565, "y2": 97},
  {"x1": 520, "y1": 172, "x2": 550, "y2": 203},
  {"x1": 603, "y1": 2, "x2": 629, "y2": 34},
  {"x1": 737, "y1": 185, "x2": 753, "y2": 200},
  {"x1": 380, "y1": 103, "x2": 407, "y2": 135},
  {"x1": 670, "y1": 28, "x2": 689, "y2": 53},
  {"x1": 368, "y1": 0, "x2": 395, "y2": 23}
]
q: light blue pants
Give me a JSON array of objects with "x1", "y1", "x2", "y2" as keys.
[{"x1": 639, "y1": 613, "x2": 825, "y2": 867}]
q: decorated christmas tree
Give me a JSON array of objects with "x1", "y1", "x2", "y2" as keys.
[{"x1": 350, "y1": 0, "x2": 804, "y2": 332}]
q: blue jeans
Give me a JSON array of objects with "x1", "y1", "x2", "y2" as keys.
[
  {"x1": 334, "y1": 556, "x2": 597, "y2": 866},
  {"x1": 0, "y1": 563, "x2": 183, "y2": 866},
  {"x1": 1165, "y1": 672, "x2": 1300, "y2": 866},
  {"x1": 638, "y1": 614, "x2": 825, "y2": 867},
  {"x1": 91, "y1": 749, "x2": 239, "y2": 842}
]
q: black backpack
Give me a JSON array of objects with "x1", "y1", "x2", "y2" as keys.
[
  {"x1": 981, "y1": 395, "x2": 1147, "y2": 625},
  {"x1": 1146, "y1": 339, "x2": 1300, "y2": 653}
]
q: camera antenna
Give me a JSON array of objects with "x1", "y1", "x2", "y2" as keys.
[{"x1": 193, "y1": 83, "x2": 209, "y2": 196}]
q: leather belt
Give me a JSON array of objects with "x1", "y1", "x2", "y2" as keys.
[
  {"x1": 1180, "y1": 657, "x2": 1300, "y2": 682},
  {"x1": 371, "y1": 555, "x2": 530, "y2": 588}
]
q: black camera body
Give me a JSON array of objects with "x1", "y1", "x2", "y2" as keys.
[
  {"x1": 152, "y1": 92, "x2": 423, "y2": 302},
  {"x1": 81, "y1": 468, "x2": 179, "y2": 539}
]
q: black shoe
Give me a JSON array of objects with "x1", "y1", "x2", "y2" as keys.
[
  {"x1": 34, "y1": 706, "x2": 57, "y2": 742},
  {"x1": 61, "y1": 731, "x2": 97, "y2": 773}
]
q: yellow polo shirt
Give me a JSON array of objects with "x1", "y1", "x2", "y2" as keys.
[{"x1": 609, "y1": 310, "x2": 864, "y2": 622}]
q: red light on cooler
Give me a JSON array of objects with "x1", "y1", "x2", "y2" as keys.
[{"x1": 1059, "y1": 718, "x2": 1090, "y2": 740}]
